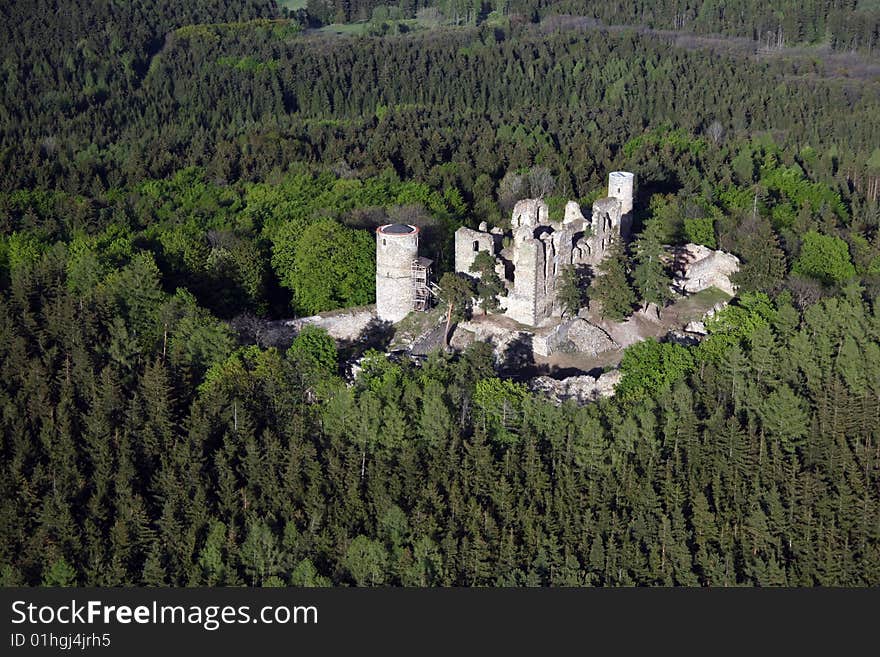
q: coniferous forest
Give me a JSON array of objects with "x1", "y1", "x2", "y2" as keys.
[{"x1": 1, "y1": 1, "x2": 880, "y2": 586}]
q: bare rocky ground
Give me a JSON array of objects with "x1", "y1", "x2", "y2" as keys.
[
  {"x1": 249, "y1": 286, "x2": 728, "y2": 402},
  {"x1": 450, "y1": 286, "x2": 731, "y2": 379},
  {"x1": 244, "y1": 305, "x2": 381, "y2": 350},
  {"x1": 236, "y1": 281, "x2": 732, "y2": 405}
]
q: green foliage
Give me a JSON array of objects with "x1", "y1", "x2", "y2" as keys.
[
  {"x1": 557, "y1": 265, "x2": 587, "y2": 318},
  {"x1": 730, "y1": 216, "x2": 787, "y2": 294},
  {"x1": 5, "y1": 231, "x2": 46, "y2": 282},
  {"x1": 617, "y1": 339, "x2": 695, "y2": 402},
  {"x1": 760, "y1": 164, "x2": 848, "y2": 225},
  {"x1": 632, "y1": 218, "x2": 672, "y2": 308},
  {"x1": 760, "y1": 385, "x2": 809, "y2": 454},
  {"x1": 42, "y1": 558, "x2": 77, "y2": 587},
  {"x1": 288, "y1": 325, "x2": 338, "y2": 376},
  {"x1": 623, "y1": 127, "x2": 707, "y2": 159},
  {"x1": 3, "y1": 249, "x2": 880, "y2": 586},
  {"x1": 682, "y1": 216, "x2": 716, "y2": 249},
  {"x1": 439, "y1": 271, "x2": 475, "y2": 322},
  {"x1": 697, "y1": 292, "x2": 777, "y2": 363},
  {"x1": 280, "y1": 218, "x2": 375, "y2": 315},
  {"x1": 290, "y1": 559, "x2": 332, "y2": 587},
  {"x1": 217, "y1": 55, "x2": 280, "y2": 73},
  {"x1": 793, "y1": 231, "x2": 856, "y2": 286},
  {"x1": 356, "y1": 349, "x2": 403, "y2": 394},
  {"x1": 344, "y1": 536, "x2": 388, "y2": 586},
  {"x1": 162, "y1": 288, "x2": 235, "y2": 381},
  {"x1": 472, "y1": 377, "x2": 529, "y2": 446},
  {"x1": 469, "y1": 251, "x2": 505, "y2": 314},
  {"x1": 592, "y1": 238, "x2": 636, "y2": 321}
]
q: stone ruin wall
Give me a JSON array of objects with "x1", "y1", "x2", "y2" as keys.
[
  {"x1": 448, "y1": 171, "x2": 637, "y2": 328},
  {"x1": 454, "y1": 227, "x2": 496, "y2": 277}
]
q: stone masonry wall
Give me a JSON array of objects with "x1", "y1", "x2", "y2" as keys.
[{"x1": 454, "y1": 226, "x2": 496, "y2": 275}]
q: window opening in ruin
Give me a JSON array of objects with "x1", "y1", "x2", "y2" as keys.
[
  {"x1": 473, "y1": 241, "x2": 479, "y2": 252},
  {"x1": 383, "y1": 239, "x2": 386, "y2": 246}
]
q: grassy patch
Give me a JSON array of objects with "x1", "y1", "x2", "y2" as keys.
[
  {"x1": 389, "y1": 306, "x2": 446, "y2": 349},
  {"x1": 279, "y1": 0, "x2": 307, "y2": 8},
  {"x1": 668, "y1": 286, "x2": 733, "y2": 322},
  {"x1": 316, "y1": 22, "x2": 368, "y2": 36}
]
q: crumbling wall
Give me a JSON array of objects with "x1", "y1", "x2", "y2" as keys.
[
  {"x1": 454, "y1": 226, "x2": 496, "y2": 275},
  {"x1": 564, "y1": 201, "x2": 586, "y2": 225},
  {"x1": 585, "y1": 197, "x2": 622, "y2": 266},
  {"x1": 506, "y1": 231, "x2": 541, "y2": 325},
  {"x1": 448, "y1": 173, "x2": 635, "y2": 328},
  {"x1": 511, "y1": 198, "x2": 549, "y2": 228},
  {"x1": 608, "y1": 171, "x2": 635, "y2": 238},
  {"x1": 674, "y1": 243, "x2": 740, "y2": 296}
]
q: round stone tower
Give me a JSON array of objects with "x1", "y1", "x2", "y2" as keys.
[
  {"x1": 608, "y1": 171, "x2": 635, "y2": 238},
  {"x1": 375, "y1": 223, "x2": 419, "y2": 323}
]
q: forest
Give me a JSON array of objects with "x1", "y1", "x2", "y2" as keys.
[
  {"x1": 296, "y1": 0, "x2": 880, "y2": 53},
  {"x1": 0, "y1": 1, "x2": 879, "y2": 586}
]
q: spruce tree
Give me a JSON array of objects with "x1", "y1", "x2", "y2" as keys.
[
  {"x1": 632, "y1": 219, "x2": 672, "y2": 310},
  {"x1": 592, "y1": 238, "x2": 636, "y2": 321},
  {"x1": 469, "y1": 251, "x2": 505, "y2": 314},
  {"x1": 557, "y1": 265, "x2": 587, "y2": 318}
]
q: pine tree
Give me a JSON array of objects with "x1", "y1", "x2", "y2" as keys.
[
  {"x1": 632, "y1": 219, "x2": 672, "y2": 310},
  {"x1": 557, "y1": 265, "x2": 587, "y2": 318},
  {"x1": 438, "y1": 272, "x2": 475, "y2": 348},
  {"x1": 591, "y1": 238, "x2": 636, "y2": 321},
  {"x1": 469, "y1": 251, "x2": 505, "y2": 314}
]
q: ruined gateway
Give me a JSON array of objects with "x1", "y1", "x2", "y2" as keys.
[{"x1": 453, "y1": 171, "x2": 635, "y2": 327}]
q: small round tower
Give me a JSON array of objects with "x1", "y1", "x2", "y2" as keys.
[
  {"x1": 376, "y1": 223, "x2": 419, "y2": 323},
  {"x1": 608, "y1": 171, "x2": 635, "y2": 216}
]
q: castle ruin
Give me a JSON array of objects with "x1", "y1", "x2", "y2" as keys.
[
  {"x1": 454, "y1": 171, "x2": 635, "y2": 327},
  {"x1": 374, "y1": 171, "x2": 636, "y2": 327}
]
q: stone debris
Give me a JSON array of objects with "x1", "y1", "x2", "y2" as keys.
[
  {"x1": 493, "y1": 317, "x2": 620, "y2": 358},
  {"x1": 448, "y1": 326, "x2": 476, "y2": 351},
  {"x1": 528, "y1": 369, "x2": 622, "y2": 405},
  {"x1": 666, "y1": 330, "x2": 701, "y2": 347},
  {"x1": 455, "y1": 319, "x2": 532, "y2": 363},
  {"x1": 288, "y1": 308, "x2": 378, "y2": 342},
  {"x1": 674, "y1": 243, "x2": 740, "y2": 297},
  {"x1": 639, "y1": 302, "x2": 662, "y2": 322},
  {"x1": 684, "y1": 320, "x2": 707, "y2": 335},
  {"x1": 565, "y1": 319, "x2": 619, "y2": 356}
]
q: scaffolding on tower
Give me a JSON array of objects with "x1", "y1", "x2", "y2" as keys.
[{"x1": 411, "y1": 257, "x2": 435, "y2": 312}]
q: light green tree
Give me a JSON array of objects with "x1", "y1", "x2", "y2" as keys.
[
  {"x1": 760, "y1": 385, "x2": 809, "y2": 454},
  {"x1": 276, "y1": 218, "x2": 375, "y2": 315},
  {"x1": 793, "y1": 231, "x2": 856, "y2": 286},
  {"x1": 287, "y1": 325, "x2": 338, "y2": 377},
  {"x1": 42, "y1": 558, "x2": 77, "y2": 587},
  {"x1": 344, "y1": 535, "x2": 388, "y2": 586}
]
